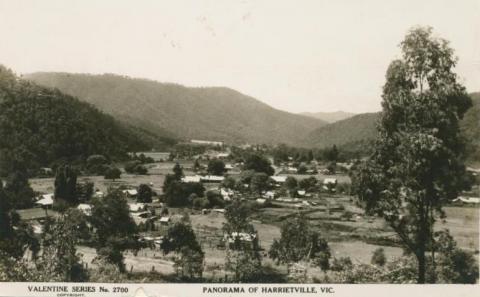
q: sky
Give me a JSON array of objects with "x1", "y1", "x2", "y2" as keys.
[{"x1": 0, "y1": 0, "x2": 479, "y2": 113}]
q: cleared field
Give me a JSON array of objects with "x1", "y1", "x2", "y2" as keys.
[
  {"x1": 439, "y1": 206, "x2": 479, "y2": 251},
  {"x1": 30, "y1": 173, "x2": 166, "y2": 195},
  {"x1": 329, "y1": 241, "x2": 403, "y2": 263},
  {"x1": 78, "y1": 246, "x2": 176, "y2": 274}
]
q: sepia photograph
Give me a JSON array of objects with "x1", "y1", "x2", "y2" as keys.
[{"x1": 0, "y1": 0, "x2": 479, "y2": 295}]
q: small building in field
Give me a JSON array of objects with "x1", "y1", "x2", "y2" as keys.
[
  {"x1": 77, "y1": 204, "x2": 92, "y2": 216},
  {"x1": 287, "y1": 167, "x2": 298, "y2": 173},
  {"x1": 271, "y1": 176, "x2": 287, "y2": 184},
  {"x1": 128, "y1": 203, "x2": 146, "y2": 213},
  {"x1": 224, "y1": 232, "x2": 257, "y2": 248},
  {"x1": 220, "y1": 188, "x2": 234, "y2": 201},
  {"x1": 288, "y1": 263, "x2": 307, "y2": 281},
  {"x1": 452, "y1": 196, "x2": 480, "y2": 204},
  {"x1": 256, "y1": 198, "x2": 267, "y2": 205},
  {"x1": 122, "y1": 189, "x2": 138, "y2": 198},
  {"x1": 159, "y1": 216, "x2": 170, "y2": 225},
  {"x1": 93, "y1": 191, "x2": 104, "y2": 198},
  {"x1": 36, "y1": 194, "x2": 54, "y2": 208},
  {"x1": 263, "y1": 191, "x2": 275, "y2": 199},
  {"x1": 323, "y1": 178, "x2": 337, "y2": 192},
  {"x1": 182, "y1": 175, "x2": 202, "y2": 183},
  {"x1": 201, "y1": 175, "x2": 225, "y2": 183}
]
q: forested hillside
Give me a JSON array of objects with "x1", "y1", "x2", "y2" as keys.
[
  {"x1": 0, "y1": 66, "x2": 159, "y2": 176},
  {"x1": 26, "y1": 72, "x2": 327, "y2": 146},
  {"x1": 306, "y1": 93, "x2": 479, "y2": 163},
  {"x1": 305, "y1": 112, "x2": 380, "y2": 149}
]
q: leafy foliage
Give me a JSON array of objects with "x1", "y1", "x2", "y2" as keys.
[
  {"x1": 207, "y1": 159, "x2": 226, "y2": 176},
  {"x1": 124, "y1": 161, "x2": 148, "y2": 175},
  {"x1": 137, "y1": 184, "x2": 153, "y2": 203},
  {"x1": 104, "y1": 166, "x2": 121, "y2": 181},
  {"x1": 3, "y1": 170, "x2": 35, "y2": 209},
  {"x1": 89, "y1": 189, "x2": 140, "y2": 271},
  {"x1": 0, "y1": 65, "x2": 152, "y2": 177},
  {"x1": 223, "y1": 199, "x2": 262, "y2": 282},
  {"x1": 0, "y1": 182, "x2": 39, "y2": 259},
  {"x1": 161, "y1": 220, "x2": 204, "y2": 280},
  {"x1": 351, "y1": 27, "x2": 472, "y2": 283},
  {"x1": 243, "y1": 154, "x2": 274, "y2": 176},
  {"x1": 54, "y1": 165, "x2": 78, "y2": 206},
  {"x1": 371, "y1": 248, "x2": 386, "y2": 267},
  {"x1": 269, "y1": 215, "x2": 330, "y2": 266}
]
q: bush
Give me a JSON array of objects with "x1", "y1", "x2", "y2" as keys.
[
  {"x1": 137, "y1": 184, "x2": 153, "y2": 203},
  {"x1": 104, "y1": 166, "x2": 121, "y2": 181},
  {"x1": 124, "y1": 161, "x2": 148, "y2": 175},
  {"x1": 371, "y1": 248, "x2": 386, "y2": 267}
]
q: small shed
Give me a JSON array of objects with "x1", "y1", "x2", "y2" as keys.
[
  {"x1": 122, "y1": 189, "x2": 138, "y2": 198},
  {"x1": 77, "y1": 204, "x2": 92, "y2": 216},
  {"x1": 159, "y1": 216, "x2": 170, "y2": 225},
  {"x1": 36, "y1": 194, "x2": 54, "y2": 208}
]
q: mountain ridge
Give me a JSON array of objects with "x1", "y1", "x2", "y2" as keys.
[
  {"x1": 25, "y1": 72, "x2": 327, "y2": 146},
  {"x1": 0, "y1": 66, "x2": 157, "y2": 175}
]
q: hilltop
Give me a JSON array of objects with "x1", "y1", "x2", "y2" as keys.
[
  {"x1": 0, "y1": 66, "x2": 162, "y2": 175},
  {"x1": 26, "y1": 72, "x2": 327, "y2": 146},
  {"x1": 305, "y1": 93, "x2": 480, "y2": 163}
]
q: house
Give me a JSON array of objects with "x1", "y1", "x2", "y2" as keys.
[
  {"x1": 224, "y1": 232, "x2": 257, "y2": 248},
  {"x1": 39, "y1": 167, "x2": 53, "y2": 176},
  {"x1": 36, "y1": 194, "x2": 54, "y2": 208},
  {"x1": 212, "y1": 208, "x2": 226, "y2": 214},
  {"x1": 182, "y1": 175, "x2": 202, "y2": 183},
  {"x1": 93, "y1": 191, "x2": 104, "y2": 198},
  {"x1": 32, "y1": 223, "x2": 43, "y2": 234},
  {"x1": 256, "y1": 198, "x2": 267, "y2": 205},
  {"x1": 159, "y1": 216, "x2": 170, "y2": 225},
  {"x1": 452, "y1": 197, "x2": 480, "y2": 204},
  {"x1": 128, "y1": 203, "x2": 146, "y2": 212},
  {"x1": 216, "y1": 153, "x2": 230, "y2": 159},
  {"x1": 297, "y1": 190, "x2": 306, "y2": 196},
  {"x1": 263, "y1": 191, "x2": 275, "y2": 199},
  {"x1": 122, "y1": 189, "x2": 138, "y2": 198},
  {"x1": 77, "y1": 204, "x2": 92, "y2": 216},
  {"x1": 201, "y1": 175, "x2": 225, "y2": 183},
  {"x1": 288, "y1": 263, "x2": 307, "y2": 280},
  {"x1": 287, "y1": 167, "x2": 298, "y2": 173},
  {"x1": 225, "y1": 164, "x2": 234, "y2": 170},
  {"x1": 220, "y1": 188, "x2": 234, "y2": 201},
  {"x1": 323, "y1": 178, "x2": 337, "y2": 191},
  {"x1": 271, "y1": 176, "x2": 287, "y2": 184}
]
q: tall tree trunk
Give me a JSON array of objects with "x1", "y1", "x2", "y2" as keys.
[{"x1": 417, "y1": 251, "x2": 426, "y2": 284}]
